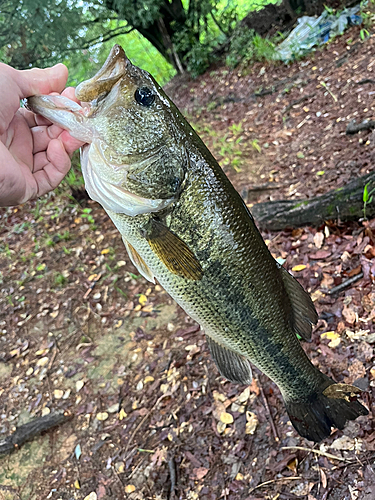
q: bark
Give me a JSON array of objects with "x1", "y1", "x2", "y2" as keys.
[
  {"x1": 0, "y1": 411, "x2": 72, "y2": 457},
  {"x1": 251, "y1": 172, "x2": 375, "y2": 231}
]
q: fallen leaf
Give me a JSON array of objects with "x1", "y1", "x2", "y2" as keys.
[
  {"x1": 245, "y1": 411, "x2": 258, "y2": 435},
  {"x1": 292, "y1": 264, "x2": 306, "y2": 272},
  {"x1": 220, "y1": 412, "x2": 234, "y2": 424},
  {"x1": 125, "y1": 485, "x2": 136, "y2": 494},
  {"x1": 342, "y1": 306, "x2": 357, "y2": 325},
  {"x1": 118, "y1": 408, "x2": 127, "y2": 420},
  {"x1": 139, "y1": 294, "x2": 147, "y2": 306},
  {"x1": 194, "y1": 467, "x2": 209, "y2": 480},
  {"x1": 314, "y1": 232, "x2": 324, "y2": 249},
  {"x1": 76, "y1": 380, "x2": 84, "y2": 392},
  {"x1": 54, "y1": 389, "x2": 64, "y2": 399},
  {"x1": 217, "y1": 421, "x2": 226, "y2": 434},
  {"x1": 101, "y1": 249, "x2": 110, "y2": 254},
  {"x1": 309, "y1": 250, "x2": 331, "y2": 260},
  {"x1": 74, "y1": 480, "x2": 81, "y2": 489},
  {"x1": 96, "y1": 412, "x2": 109, "y2": 421},
  {"x1": 330, "y1": 435, "x2": 359, "y2": 451},
  {"x1": 83, "y1": 493, "x2": 97, "y2": 500},
  {"x1": 37, "y1": 356, "x2": 49, "y2": 367},
  {"x1": 237, "y1": 387, "x2": 250, "y2": 403},
  {"x1": 287, "y1": 457, "x2": 298, "y2": 474},
  {"x1": 75, "y1": 443, "x2": 82, "y2": 460}
]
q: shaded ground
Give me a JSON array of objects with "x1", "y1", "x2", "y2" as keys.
[{"x1": 1, "y1": 22, "x2": 375, "y2": 500}]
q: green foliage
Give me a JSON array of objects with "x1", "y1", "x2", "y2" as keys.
[
  {"x1": 54, "y1": 273, "x2": 67, "y2": 287},
  {"x1": 363, "y1": 182, "x2": 375, "y2": 220},
  {"x1": 226, "y1": 27, "x2": 276, "y2": 68},
  {"x1": 0, "y1": 0, "x2": 283, "y2": 85}
]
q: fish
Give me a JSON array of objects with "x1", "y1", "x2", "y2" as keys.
[{"x1": 26, "y1": 45, "x2": 368, "y2": 442}]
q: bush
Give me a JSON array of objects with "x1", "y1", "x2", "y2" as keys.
[{"x1": 226, "y1": 26, "x2": 276, "y2": 68}]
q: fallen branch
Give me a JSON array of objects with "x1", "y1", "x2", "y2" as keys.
[
  {"x1": 346, "y1": 119, "x2": 375, "y2": 135},
  {"x1": 168, "y1": 456, "x2": 177, "y2": 499},
  {"x1": 355, "y1": 79, "x2": 375, "y2": 85},
  {"x1": 282, "y1": 93, "x2": 316, "y2": 114},
  {"x1": 0, "y1": 411, "x2": 72, "y2": 457},
  {"x1": 252, "y1": 171, "x2": 375, "y2": 230},
  {"x1": 324, "y1": 272, "x2": 364, "y2": 295}
]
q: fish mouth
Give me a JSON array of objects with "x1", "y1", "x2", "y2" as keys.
[
  {"x1": 25, "y1": 94, "x2": 93, "y2": 143},
  {"x1": 76, "y1": 44, "x2": 128, "y2": 103}
]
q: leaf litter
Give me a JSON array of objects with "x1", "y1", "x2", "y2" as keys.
[{"x1": 0, "y1": 21, "x2": 374, "y2": 500}]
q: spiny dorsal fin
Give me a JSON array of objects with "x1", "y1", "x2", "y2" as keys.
[
  {"x1": 279, "y1": 264, "x2": 318, "y2": 341},
  {"x1": 206, "y1": 335, "x2": 252, "y2": 385},
  {"x1": 143, "y1": 219, "x2": 203, "y2": 281},
  {"x1": 122, "y1": 237, "x2": 155, "y2": 283}
]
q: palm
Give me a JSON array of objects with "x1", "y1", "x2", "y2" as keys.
[{"x1": 0, "y1": 63, "x2": 83, "y2": 207}]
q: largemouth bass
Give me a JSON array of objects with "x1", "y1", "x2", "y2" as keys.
[{"x1": 27, "y1": 45, "x2": 368, "y2": 442}]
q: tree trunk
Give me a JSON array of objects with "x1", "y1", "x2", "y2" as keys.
[
  {"x1": 105, "y1": 0, "x2": 189, "y2": 72},
  {"x1": 251, "y1": 172, "x2": 375, "y2": 231}
]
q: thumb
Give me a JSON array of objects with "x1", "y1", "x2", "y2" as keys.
[{"x1": 14, "y1": 63, "x2": 69, "y2": 98}]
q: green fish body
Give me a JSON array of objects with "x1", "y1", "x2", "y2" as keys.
[{"x1": 27, "y1": 45, "x2": 368, "y2": 442}]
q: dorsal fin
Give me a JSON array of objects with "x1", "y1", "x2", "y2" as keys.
[
  {"x1": 206, "y1": 335, "x2": 252, "y2": 385},
  {"x1": 122, "y1": 237, "x2": 155, "y2": 283},
  {"x1": 279, "y1": 264, "x2": 318, "y2": 341}
]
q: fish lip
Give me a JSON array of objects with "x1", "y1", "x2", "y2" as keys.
[
  {"x1": 26, "y1": 95, "x2": 85, "y2": 115},
  {"x1": 75, "y1": 44, "x2": 129, "y2": 103}
]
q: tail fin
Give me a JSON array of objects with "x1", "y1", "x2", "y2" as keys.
[{"x1": 284, "y1": 381, "x2": 368, "y2": 442}]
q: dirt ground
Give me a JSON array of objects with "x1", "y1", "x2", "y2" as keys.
[{"x1": 1, "y1": 22, "x2": 375, "y2": 500}]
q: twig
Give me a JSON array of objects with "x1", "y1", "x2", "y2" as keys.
[
  {"x1": 346, "y1": 120, "x2": 375, "y2": 135},
  {"x1": 248, "y1": 476, "x2": 302, "y2": 494},
  {"x1": 123, "y1": 392, "x2": 172, "y2": 459},
  {"x1": 258, "y1": 378, "x2": 279, "y2": 442},
  {"x1": 324, "y1": 272, "x2": 364, "y2": 295},
  {"x1": 168, "y1": 457, "x2": 177, "y2": 499},
  {"x1": 282, "y1": 93, "x2": 316, "y2": 114},
  {"x1": 355, "y1": 79, "x2": 375, "y2": 85},
  {"x1": 0, "y1": 411, "x2": 72, "y2": 457},
  {"x1": 246, "y1": 183, "x2": 287, "y2": 192},
  {"x1": 320, "y1": 82, "x2": 337, "y2": 102},
  {"x1": 281, "y1": 446, "x2": 352, "y2": 462}
]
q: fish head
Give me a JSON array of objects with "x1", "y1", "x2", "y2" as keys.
[{"x1": 26, "y1": 45, "x2": 187, "y2": 216}]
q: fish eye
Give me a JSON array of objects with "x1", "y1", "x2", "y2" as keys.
[{"x1": 135, "y1": 87, "x2": 155, "y2": 107}]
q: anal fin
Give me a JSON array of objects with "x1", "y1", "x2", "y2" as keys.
[
  {"x1": 143, "y1": 219, "x2": 203, "y2": 281},
  {"x1": 206, "y1": 335, "x2": 252, "y2": 385},
  {"x1": 122, "y1": 237, "x2": 155, "y2": 283},
  {"x1": 279, "y1": 264, "x2": 318, "y2": 341}
]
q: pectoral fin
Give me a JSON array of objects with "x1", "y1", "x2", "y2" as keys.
[
  {"x1": 143, "y1": 219, "x2": 203, "y2": 281},
  {"x1": 279, "y1": 264, "x2": 318, "y2": 341},
  {"x1": 206, "y1": 335, "x2": 252, "y2": 385},
  {"x1": 122, "y1": 237, "x2": 155, "y2": 284}
]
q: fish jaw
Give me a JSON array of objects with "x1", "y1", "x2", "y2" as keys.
[
  {"x1": 26, "y1": 95, "x2": 93, "y2": 144},
  {"x1": 75, "y1": 45, "x2": 127, "y2": 103}
]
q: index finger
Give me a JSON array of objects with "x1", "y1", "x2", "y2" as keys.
[{"x1": 0, "y1": 63, "x2": 68, "y2": 135}]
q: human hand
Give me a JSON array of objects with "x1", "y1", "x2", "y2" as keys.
[{"x1": 0, "y1": 63, "x2": 84, "y2": 207}]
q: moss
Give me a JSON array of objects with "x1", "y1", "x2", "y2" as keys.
[{"x1": 326, "y1": 204, "x2": 335, "y2": 215}]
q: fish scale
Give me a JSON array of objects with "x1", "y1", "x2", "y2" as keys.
[{"x1": 26, "y1": 44, "x2": 368, "y2": 442}]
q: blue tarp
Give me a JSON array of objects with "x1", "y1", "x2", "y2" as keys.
[{"x1": 275, "y1": 4, "x2": 363, "y2": 62}]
